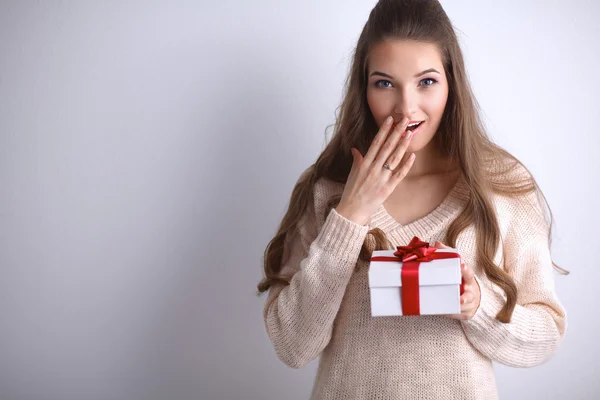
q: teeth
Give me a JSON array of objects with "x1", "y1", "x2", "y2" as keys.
[{"x1": 408, "y1": 122, "x2": 421, "y2": 127}]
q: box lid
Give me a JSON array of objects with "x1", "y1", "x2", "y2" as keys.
[{"x1": 368, "y1": 248, "x2": 461, "y2": 288}]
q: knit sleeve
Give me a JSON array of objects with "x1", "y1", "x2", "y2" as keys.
[
  {"x1": 262, "y1": 180, "x2": 370, "y2": 369},
  {"x1": 460, "y1": 189, "x2": 567, "y2": 368}
]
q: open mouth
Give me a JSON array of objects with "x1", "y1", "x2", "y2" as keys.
[
  {"x1": 392, "y1": 120, "x2": 424, "y2": 132},
  {"x1": 406, "y1": 121, "x2": 424, "y2": 131},
  {"x1": 391, "y1": 120, "x2": 425, "y2": 137}
]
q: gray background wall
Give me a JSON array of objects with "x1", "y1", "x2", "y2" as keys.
[{"x1": 1, "y1": 1, "x2": 598, "y2": 399}]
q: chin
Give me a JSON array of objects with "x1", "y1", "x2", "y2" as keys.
[{"x1": 408, "y1": 135, "x2": 435, "y2": 153}]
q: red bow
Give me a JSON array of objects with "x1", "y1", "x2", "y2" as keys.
[{"x1": 394, "y1": 237, "x2": 438, "y2": 263}]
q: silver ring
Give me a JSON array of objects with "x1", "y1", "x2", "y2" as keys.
[{"x1": 383, "y1": 163, "x2": 392, "y2": 171}]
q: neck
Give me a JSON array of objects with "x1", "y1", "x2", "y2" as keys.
[{"x1": 403, "y1": 141, "x2": 457, "y2": 179}]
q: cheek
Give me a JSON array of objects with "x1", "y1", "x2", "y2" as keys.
[
  {"x1": 429, "y1": 89, "x2": 449, "y2": 117},
  {"x1": 367, "y1": 90, "x2": 394, "y2": 125}
]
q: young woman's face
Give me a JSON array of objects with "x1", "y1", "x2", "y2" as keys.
[{"x1": 366, "y1": 39, "x2": 449, "y2": 154}]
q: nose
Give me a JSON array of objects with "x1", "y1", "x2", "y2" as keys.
[{"x1": 393, "y1": 88, "x2": 417, "y2": 120}]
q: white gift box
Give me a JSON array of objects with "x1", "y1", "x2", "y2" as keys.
[{"x1": 368, "y1": 248, "x2": 462, "y2": 316}]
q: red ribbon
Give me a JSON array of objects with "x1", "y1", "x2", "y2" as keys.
[{"x1": 370, "y1": 236, "x2": 462, "y2": 315}]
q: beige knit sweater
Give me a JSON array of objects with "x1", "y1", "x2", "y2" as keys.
[{"x1": 263, "y1": 166, "x2": 567, "y2": 400}]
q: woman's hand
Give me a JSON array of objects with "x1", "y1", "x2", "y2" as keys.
[
  {"x1": 336, "y1": 116, "x2": 416, "y2": 226},
  {"x1": 434, "y1": 241, "x2": 481, "y2": 320}
]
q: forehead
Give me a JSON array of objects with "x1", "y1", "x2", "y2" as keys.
[{"x1": 367, "y1": 39, "x2": 444, "y2": 74}]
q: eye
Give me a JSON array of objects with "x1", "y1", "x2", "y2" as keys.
[
  {"x1": 374, "y1": 79, "x2": 393, "y2": 89},
  {"x1": 420, "y1": 78, "x2": 437, "y2": 87}
]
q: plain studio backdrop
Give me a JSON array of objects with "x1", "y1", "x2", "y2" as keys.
[{"x1": 1, "y1": 1, "x2": 598, "y2": 399}]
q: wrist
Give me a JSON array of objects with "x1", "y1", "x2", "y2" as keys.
[{"x1": 335, "y1": 206, "x2": 369, "y2": 226}]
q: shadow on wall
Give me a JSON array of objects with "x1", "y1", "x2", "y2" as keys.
[{"x1": 130, "y1": 60, "x2": 315, "y2": 399}]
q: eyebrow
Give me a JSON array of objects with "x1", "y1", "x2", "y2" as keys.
[{"x1": 369, "y1": 68, "x2": 441, "y2": 79}]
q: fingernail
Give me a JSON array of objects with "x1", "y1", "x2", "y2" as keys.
[{"x1": 386, "y1": 116, "x2": 394, "y2": 124}]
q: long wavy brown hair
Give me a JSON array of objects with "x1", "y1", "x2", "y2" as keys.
[{"x1": 256, "y1": 0, "x2": 568, "y2": 323}]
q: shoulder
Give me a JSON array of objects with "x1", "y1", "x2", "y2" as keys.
[
  {"x1": 485, "y1": 152, "x2": 532, "y2": 185},
  {"x1": 488, "y1": 161, "x2": 550, "y2": 240}
]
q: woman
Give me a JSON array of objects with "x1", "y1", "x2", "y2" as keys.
[{"x1": 257, "y1": 0, "x2": 567, "y2": 398}]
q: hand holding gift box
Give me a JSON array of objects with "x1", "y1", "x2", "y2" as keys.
[
  {"x1": 368, "y1": 236, "x2": 479, "y2": 317},
  {"x1": 433, "y1": 240, "x2": 481, "y2": 321}
]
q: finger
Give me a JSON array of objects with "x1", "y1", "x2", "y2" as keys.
[
  {"x1": 433, "y1": 240, "x2": 451, "y2": 249},
  {"x1": 381, "y1": 122, "x2": 415, "y2": 170},
  {"x1": 461, "y1": 303, "x2": 477, "y2": 319},
  {"x1": 390, "y1": 152, "x2": 416, "y2": 183},
  {"x1": 373, "y1": 117, "x2": 411, "y2": 169},
  {"x1": 363, "y1": 116, "x2": 396, "y2": 165},
  {"x1": 350, "y1": 147, "x2": 363, "y2": 172},
  {"x1": 460, "y1": 292, "x2": 473, "y2": 305},
  {"x1": 461, "y1": 262, "x2": 475, "y2": 283}
]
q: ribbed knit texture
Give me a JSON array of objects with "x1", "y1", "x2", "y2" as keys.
[{"x1": 263, "y1": 166, "x2": 567, "y2": 400}]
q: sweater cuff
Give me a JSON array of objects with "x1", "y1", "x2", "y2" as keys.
[
  {"x1": 312, "y1": 208, "x2": 370, "y2": 267},
  {"x1": 318, "y1": 208, "x2": 370, "y2": 254}
]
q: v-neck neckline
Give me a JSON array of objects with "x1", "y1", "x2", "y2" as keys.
[{"x1": 370, "y1": 173, "x2": 469, "y2": 241}]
